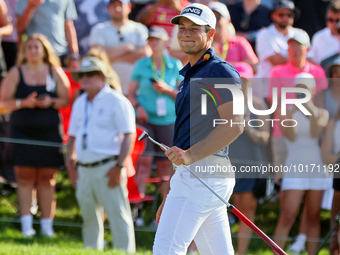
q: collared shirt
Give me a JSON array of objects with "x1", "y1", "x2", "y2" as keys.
[
  {"x1": 268, "y1": 61, "x2": 328, "y2": 138},
  {"x1": 213, "y1": 34, "x2": 258, "y2": 63},
  {"x1": 173, "y1": 47, "x2": 242, "y2": 157},
  {"x1": 15, "y1": 0, "x2": 78, "y2": 56},
  {"x1": 311, "y1": 27, "x2": 340, "y2": 65},
  {"x1": 256, "y1": 24, "x2": 312, "y2": 79},
  {"x1": 68, "y1": 86, "x2": 136, "y2": 163},
  {"x1": 89, "y1": 20, "x2": 148, "y2": 94},
  {"x1": 130, "y1": 54, "x2": 183, "y2": 125}
]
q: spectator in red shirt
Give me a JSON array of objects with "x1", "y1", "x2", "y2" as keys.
[{"x1": 137, "y1": 0, "x2": 190, "y2": 37}]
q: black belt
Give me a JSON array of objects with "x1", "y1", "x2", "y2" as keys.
[{"x1": 76, "y1": 155, "x2": 118, "y2": 168}]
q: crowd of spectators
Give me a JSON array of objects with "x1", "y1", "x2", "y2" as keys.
[{"x1": 0, "y1": 0, "x2": 339, "y2": 254}]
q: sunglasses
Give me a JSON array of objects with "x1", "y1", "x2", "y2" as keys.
[
  {"x1": 117, "y1": 29, "x2": 124, "y2": 42},
  {"x1": 327, "y1": 18, "x2": 340, "y2": 23},
  {"x1": 79, "y1": 71, "x2": 103, "y2": 78},
  {"x1": 277, "y1": 12, "x2": 294, "y2": 18}
]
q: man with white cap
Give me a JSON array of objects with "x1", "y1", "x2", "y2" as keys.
[
  {"x1": 267, "y1": 33, "x2": 328, "y2": 177},
  {"x1": 89, "y1": 0, "x2": 150, "y2": 95},
  {"x1": 209, "y1": 1, "x2": 258, "y2": 73},
  {"x1": 153, "y1": 3, "x2": 243, "y2": 254},
  {"x1": 67, "y1": 57, "x2": 136, "y2": 252}
]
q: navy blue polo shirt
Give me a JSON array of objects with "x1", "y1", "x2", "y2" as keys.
[{"x1": 173, "y1": 47, "x2": 242, "y2": 157}]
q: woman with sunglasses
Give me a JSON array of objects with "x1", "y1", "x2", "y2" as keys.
[{"x1": 0, "y1": 33, "x2": 70, "y2": 237}]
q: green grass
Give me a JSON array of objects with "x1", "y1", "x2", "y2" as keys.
[{"x1": 0, "y1": 172, "x2": 333, "y2": 254}]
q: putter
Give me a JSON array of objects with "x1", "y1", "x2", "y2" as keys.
[{"x1": 138, "y1": 131, "x2": 287, "y2": 255}]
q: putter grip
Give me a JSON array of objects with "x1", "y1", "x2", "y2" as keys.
[{"x1": 230, "y1": 206, "x2": 287, "y2": 255}]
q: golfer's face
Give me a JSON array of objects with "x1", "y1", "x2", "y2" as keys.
[{"x1": 177, "y1": 17, "x2": 209, "y2": 55}]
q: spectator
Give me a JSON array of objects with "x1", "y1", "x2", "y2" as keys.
[
  {"x1": 15, "y1": 0, "x2": 80, "y2": 69},
  {"x1": 90, "y1": 0, "x2": 150, "y2": 95},
  {"x1": 267, "y1": 34, "x2": 328, "y2": 171},
  {"x1": 210, "y1": 2, "x2": 258, "y2": 73},
  {"x1": 127, "y1": 26, "x2": 182, "y2": 197},
  {"x1": 0, "y1": 33, "x2": 70, "y2": 237},
  {"x1": 254, "y1": 0, "x2": 309, "y2": 99},
  {"x1": 137, "y1": 0, "x2": 190, "y2": 37},
  {"x1": 229, "y1": 62, "x2": 270, "y2": 255},
  {"x1": 73, "y1": 0, "x2": 110, "y2": 56},
  {"x1": 321, "y1": 107, "x2": 340, "y2": 255},
  {"x1": 67, "y1": 57, "x2": 136, "y2": 252},
  {"x1": 228, "y1": 0, "x2": 272, "y2": 51},
  {"x1": 293, "y1": 0, "x2": 330, "y2": 40},
  {"x1": 315, "y1": 58, "x2": 340, "y2": 120},
  {"x1": 2, "y1": 0, "x2": 17, "y2": 70},
  {"x1": 311, "y1": 1, "x2": 340, "y2": 66},
  {"x1": 274, "y1": 73, "x2": 329, "y2": 255}
]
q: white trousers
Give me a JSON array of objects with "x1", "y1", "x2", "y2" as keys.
[
  {"x1": 153, "y1": 155, "x2": 235, "y2": 255},
  {"x1": 76, "y1": 161, "x2": 136, "y2": 253}
]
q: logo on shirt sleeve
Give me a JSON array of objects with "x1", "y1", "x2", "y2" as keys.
[{"x1": 181, "y1": 7, "x2": 203, "y2": 16}]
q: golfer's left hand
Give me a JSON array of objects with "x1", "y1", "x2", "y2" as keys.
[
  {"x1": 106, "y1": 166, "x2": 122, "y2": 188},
  {"x1": 161, "y1": 145, "x2": 191, "y2": 165}
]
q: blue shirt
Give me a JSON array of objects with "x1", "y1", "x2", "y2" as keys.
[
  {"x1": 173, "y1": 47, "x2": 242, "y2": 157},
  {"x1": 131, "y1": 54, "x2": 183, "y2": 126}
]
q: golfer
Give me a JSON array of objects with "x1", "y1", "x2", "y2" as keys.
[{"x1": 153, "y1": 3, "x2": 244, "y2": 255}]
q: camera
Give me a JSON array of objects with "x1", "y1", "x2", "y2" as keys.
[{"x1": 296, "y1": 92, "x2": 305, "y2": 99}]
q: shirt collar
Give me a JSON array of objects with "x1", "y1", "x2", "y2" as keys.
[
  {"x1": 287, "y1": 61, "x2": 311, "y2": 73},
  {"x1": 179, "y1": 47, "x2": 215, "y2": 77},
  {"x1": 89, "y1": 85, "x2": 110, "y2": 103}
]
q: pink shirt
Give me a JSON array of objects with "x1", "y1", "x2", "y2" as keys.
[
  {"x1": 213, "y1": 35, "x2": 258, "y2": 63},
  {"x1": 267, "y1": 61, "x2": 328, "y2": 138}
]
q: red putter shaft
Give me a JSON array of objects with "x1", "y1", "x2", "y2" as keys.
[{"x1": 230, "y1": 205, "x2": 287, "y2": 255}]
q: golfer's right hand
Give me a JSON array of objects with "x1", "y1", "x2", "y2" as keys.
[
  {"x1": 156, "y1": 199, "x2": 166, "y2": 225},
  {"x1": 164, "y1": 146, "x2": 191, "y2": 165}
]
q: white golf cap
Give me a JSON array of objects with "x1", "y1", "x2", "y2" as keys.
[
  {"x1": 295, "y1": 73, "x2": 316, "y2": 89},
  {"x1": 148, "y1": 26, "x2": 169, "y2": 41},
  {"x1": 171, "y1": 3, "x2": 216, "y2": 29},
  {"x1": 209, "y1": 2, "x2": 230, "y2": 20}
]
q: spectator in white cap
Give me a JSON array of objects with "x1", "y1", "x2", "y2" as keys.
[
  {"x1": 127, "y1": 26, "x2": 183, "y2": 198},
  {"x1": 274, "y1": 72, "x2": 329, "y2": 255},
  {"x1": 153, "y1": 2, "x2": 243, "y2": 255},
  {"x1": 210, "y1": 2, "x2": 258, "y2": 73},
  {"x1": 89, "y1": 0, "x2": 151, "y2": 95}
]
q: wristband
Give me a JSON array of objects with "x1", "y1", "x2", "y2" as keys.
[
  {"x1": 15, "y1": 99, "x2": 21, "y2": 109},
  {"x1": 135, "y1": 103, "x2": 140, "y2": 109}
]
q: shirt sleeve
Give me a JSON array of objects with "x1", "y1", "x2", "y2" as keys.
[
  {"x1": 136, "y1": 23, "x2": 148, "y2": 48},
  {"x1": 239, "y1": 37, "x2": 258, "y2": 63},
  {"x1": 65, "y1": 0, "x2": 78, "y2": 20},
  {"x1": 114, "y1": 96, "x2": 136, "y2": 133},
  {"x1": 89, "y1": 25, "x2": 106, "y2": 46},
  {"x1": 256, "y1": 29, "x2": 277, "y2": 62},
  {"x1": 15, "y1": 0, "x2": 27, "y2": 15},
  {"x1": 130, "y1": 60, "x2": 142, "y2": 81},
  {"x1": 314, "y1": 66, "x2": 328, "y2": 92},
  {"x1": 211, "y1": 63, "x2": 242, "y2": 104},
  {"x1": 68, "y1": 99, "x2": 81, "y2": 136}
]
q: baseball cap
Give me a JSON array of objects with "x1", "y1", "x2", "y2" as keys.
[
  {"x1": 148, "y1": 26, "x2": 169, "y2": 41},
  {"x1": 295, "y1": 73, "x2": 316, "y2": 89},
  {"x1": 287, "y1": 33, "x2": 310, "y2": 47},
  {"x1": 72, "y1": 57, "x2": 111, "y2": 82},
  {"x1": 108, "y1": 0, "x2": 130, "y2": 5},
  {"x1": 327, "y1": 57, "x2": 340, "y2": 77},
  {"x1": 171, "y1": 3, "x2": 216, "y2": 29},
  {"x1": 209, "y1": 2, "x2": 230, "y2": 20},
  {"x1": 234, "y1": 62, "x2": 253, "y2": 79},
  {"x1": 272, "y1": 0, "x2": 295, "y2": 12}
]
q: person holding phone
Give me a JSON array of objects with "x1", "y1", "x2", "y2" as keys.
[
  {"x1": 127, "y1": 26, "x2": 182, "y2": 197},
  {"x1": 0, "y1": 33, "x2": 70, "y2": 237}
]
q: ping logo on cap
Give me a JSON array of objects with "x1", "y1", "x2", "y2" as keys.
[{"x1": 181, "y1": 7, "x2": 203, "y2": 16}]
